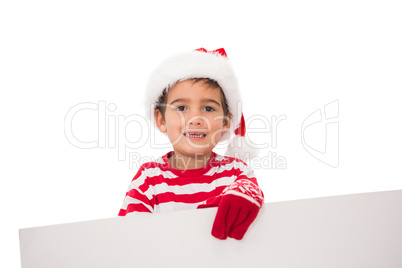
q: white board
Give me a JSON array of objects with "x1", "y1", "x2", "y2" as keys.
[{"x1": 19, "y1": 190, "x2": 402, "y2": 268}]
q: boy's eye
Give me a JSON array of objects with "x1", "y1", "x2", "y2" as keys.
[
  {"x1": 175, "y1": 106, "x2": 187, "y2": 111},
  {"x1": 204, "y1": 106, "x2": 215, "y2": 112}
]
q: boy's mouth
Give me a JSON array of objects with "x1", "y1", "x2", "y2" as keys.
[{"x1": 183, "y1": 132, "x2": 207, "y2": 138}]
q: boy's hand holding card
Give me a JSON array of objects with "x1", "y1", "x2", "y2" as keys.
[{"x1": 198, "y1": 179, "x2": 264, "y2": 240}]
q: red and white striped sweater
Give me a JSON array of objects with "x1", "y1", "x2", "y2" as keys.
[{"x1": 118, "y1": 151, "x2": 264, "y2": 216}]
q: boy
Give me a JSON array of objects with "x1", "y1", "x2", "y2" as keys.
[{"x1": 119, "y1": 48, "x2": 264, "y2": 240}]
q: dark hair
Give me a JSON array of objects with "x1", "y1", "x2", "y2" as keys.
[{"x1": 155, "y1": 78, "x2": 230, "y2": 124}]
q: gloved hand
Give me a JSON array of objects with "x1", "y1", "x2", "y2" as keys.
[{"x1": 198, "y1": 179, "x2": 264, "y2": 240}]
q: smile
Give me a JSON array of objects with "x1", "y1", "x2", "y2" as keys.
[{"x1": 183, "y1": 133, "x2": 207, "y2": 138}]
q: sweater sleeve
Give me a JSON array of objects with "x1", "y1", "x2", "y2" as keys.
[
  {"x1": 223, "y1": 160, "x2": 264, "y2": 208},
  {"x1": 118, "y1": 166, "x2": 154, "y2": 216}
]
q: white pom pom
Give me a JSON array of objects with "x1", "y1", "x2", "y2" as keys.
[{"x1": 225, "y1": 135, "x2": 260, "y2": 164}]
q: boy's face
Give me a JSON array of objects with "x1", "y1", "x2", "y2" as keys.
[{"x1": 155, "y1": 79, "x2": 231, "y2": 158}]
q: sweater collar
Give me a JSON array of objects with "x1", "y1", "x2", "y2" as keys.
[{"x1": 162, "y1": 151, "x2": 217, "y2": 177}]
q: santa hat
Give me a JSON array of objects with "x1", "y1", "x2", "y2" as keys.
[{"x1": 144, "y1": 48, "x2": 259, "y2": 161}]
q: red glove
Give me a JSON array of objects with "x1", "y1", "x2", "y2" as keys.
[{"x1": 198, "y1": 179, "x2": 264, "y2": 240}]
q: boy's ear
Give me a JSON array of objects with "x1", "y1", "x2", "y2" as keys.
[
  {"x1": 154, "y1": 109, "x2": 167, "y2": 133},
  {"x1": 221, "y1": 113, "x2": 232, "y2": 135}
]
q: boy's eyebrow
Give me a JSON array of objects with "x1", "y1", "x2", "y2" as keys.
[{"x1": 169, "y1": 98, "x2": 221, "y2": 106}]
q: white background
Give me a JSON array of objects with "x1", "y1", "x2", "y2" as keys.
[{"x1": 1, "y1": 1, "x2": 401, "y2": 267}]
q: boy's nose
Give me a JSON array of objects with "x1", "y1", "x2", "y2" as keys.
[
  {"x1": 189, "y1": 117, "x2": 201, "y2": 125},
  {"x1": 188, "y1": 116, "x2": 204, "y2": 126}
]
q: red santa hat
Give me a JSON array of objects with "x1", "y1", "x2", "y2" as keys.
[{"x1": 145, "y1": 48, "x2": 259, "y2": 161}]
